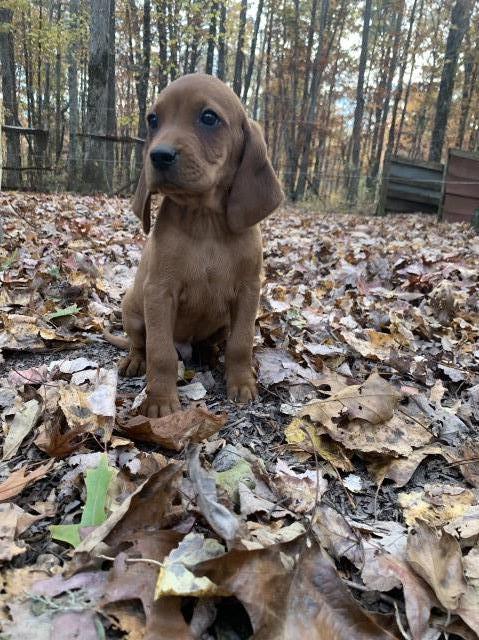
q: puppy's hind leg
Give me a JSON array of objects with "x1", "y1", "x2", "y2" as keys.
[{"x1": 118, "y1": 288, "x2": 147, "y2": 377}]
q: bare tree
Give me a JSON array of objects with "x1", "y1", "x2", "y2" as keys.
[
  {"x1": 83, "y1": 0, "x2": 111, "y2": 191},
  {"x1": 233, "y1": 0, "x2": 247, "y2": 96},
  {"x1": 67, "y1": 0, "x2": 80, "y2": 189},
  {"x1": 429, "y1": 0, "x2": 473, "y2": 162},
  {"x1": 348, "y1": 0, "x2": 373, "y2": 205},
  {"x1": 0, "y1": 7, "x2": 22, "y2": 188}
]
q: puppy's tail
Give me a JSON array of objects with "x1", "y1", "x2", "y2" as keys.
[{"x1": 103, "y1": 329, "x2": 130, "y2": 350}]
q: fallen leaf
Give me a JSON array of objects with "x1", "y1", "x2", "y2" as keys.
[
  {"x1": 51, "y1": 453, "x2": 116, "y2": 547},
  {"x1": 275, "y1": 459, "x2": 327, "y2": 513},
  {"x1": 196, "y1": 541, "x2": 399, "y2": 639},
  {"x1": 0, "y1": 459, "x2": 54, "y2": 502},
  {"x1": 399, "y1": 484, "x2": 476, "y2": 527},
  {"x1": 2, "y1": 398, "x2": 42, "y2": 460},
  {"x1": 178, "y1": 382, "x2": 207, "y2": 400},
  {"x1": 406, "y1": 521, "x2": 467, "y2": 610},
  {"x1": 91, "y1": 462, "x2": 182, "y2": 551},
  {"x1": 187, "y1": 445, "x2": 241, "y2": 544},
  {"x1": 123, "y1": 406, "x2": 227, "y2": 451},
  {"x1": 155, "y1": 532, "x2": 225, "y2": 598}
]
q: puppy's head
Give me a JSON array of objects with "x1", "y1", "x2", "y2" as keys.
[{"x1": 132, "y1": 74, "x2": 283, "y2": 233}]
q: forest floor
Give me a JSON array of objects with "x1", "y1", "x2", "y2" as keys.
[{"x1": 0, "y1": 191, "x2": 478, "y2": 640}]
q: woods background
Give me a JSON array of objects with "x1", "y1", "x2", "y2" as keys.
[{"x1": 1, "y1": 0, "x2": 478, "y2": 205}]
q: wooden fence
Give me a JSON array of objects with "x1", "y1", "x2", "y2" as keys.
[{"x1": 439, "y1": 149, "x2": 479, "y2": 224}]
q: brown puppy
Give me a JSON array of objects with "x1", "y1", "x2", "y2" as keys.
[{"x1": 117, "y1": 73, "x2": 283, "y2": 417}]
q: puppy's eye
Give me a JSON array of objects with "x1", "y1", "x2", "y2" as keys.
[
  {"x1": 200, "y1": 109, "x2": 220, "y2": 127},
  {"x1": 147, "y1": 114, "x2": 159, "y2": 129}
]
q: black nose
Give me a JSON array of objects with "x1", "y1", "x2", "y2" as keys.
[{"x1": 150, "y1": 144, "x2": 177, "y2": 170}]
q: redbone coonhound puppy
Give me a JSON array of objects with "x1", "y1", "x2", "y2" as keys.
[{"x1": 111, "y1": 74, "x2": 283, "y2": 417}]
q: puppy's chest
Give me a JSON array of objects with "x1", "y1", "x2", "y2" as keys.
[{"x1": 178, "y1": 249, "x2": 237, "y2": 312}]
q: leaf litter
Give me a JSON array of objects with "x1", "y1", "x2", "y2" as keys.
[{"x1": 1, "y1": 192, "x2": 479, "y2": 638}]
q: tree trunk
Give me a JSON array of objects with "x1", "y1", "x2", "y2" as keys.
[
  {"x1": 385, "y1": 0, "x2": 417, "y2": 159},
  {"x1": 395, "y1": 0, "x2": 424, "y2": 153},
  {"x1": 242, "y1": 0, "x2": 264, "y2": 103},
  {"x1": 370, "y1": 1, "x2": 404, "y2": 186},
  {"x1": 106, "y1": 0, "x2": 116, "y2": 191},
  {"x1": 216, "y1": 1, "x2": 226, "y2": 80},
  {"x1": 205, "y1": 1, "x2": 217, "y2": 75},
  {"x1": 0, "y1": 7, "x2": 22, "y2": 188},
  {"x1": 456, "y1": 34, "x2": 477, "y2": 148},
  {"x1": 295, "y1": 0, "x2": 335, "y2": 200},
  {"x1": 157, "y1": 0, "x2": 168, "y2": 90},
  {"x1": 428, "y1": 0, "x2": 473, "y2": 162},
  {"x1": 347, "y1": 0, "x2": 373, "y2": 205},
  {"x1": 167, "y1": 0, "x2": 179, "y2": 81},
  {"x1": 67, "y1": 0, "x2": 80, "y2": 190},
  {"x1": 233, "y1": 0, "x2": 247, "y2": 96},
  {"x1": 83, "y1": 0, "x2": 111, "y2": 192}
]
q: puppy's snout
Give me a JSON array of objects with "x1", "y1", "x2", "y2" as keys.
[{"x1": 150, "y1": 144, "x2": 178, "y2": 170}]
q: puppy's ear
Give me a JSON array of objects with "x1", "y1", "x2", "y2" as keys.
[
  {"x1": 132, "y1": 166, "x2": 151, "y2": 234},
  {"x1": 227, "y1": 119, "x2": 283, "y2": 233}
]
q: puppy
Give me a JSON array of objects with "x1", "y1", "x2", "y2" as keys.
[{"x1": 113, "y1": 74, "x2": 283, "y2": 417}]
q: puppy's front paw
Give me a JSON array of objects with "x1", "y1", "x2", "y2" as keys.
[
  {"x1": 118, "y1": 350, "x2": 146, "y2": 377},
  {"x1": 141, "y1": 387, "x2": 181, "y2": 418},
  {"x1": 227, "y1": 374, "x2": 257, "y2": 403}
]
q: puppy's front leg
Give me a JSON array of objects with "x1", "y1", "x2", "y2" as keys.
[
  {"x1": 226, "y1": 283, "x2": 260, "y2": 403},
  {"x1": 142, "y1": 283, "x2": 181, "y2": 417}
]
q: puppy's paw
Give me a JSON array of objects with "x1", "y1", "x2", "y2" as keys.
[
  {"x1": 227, "y1": 375, "x2": 257, "y2": 403},
  {"x1": 141, "y1": 389, "x2": 181, "y2": 418},
  {"x1": 118, "y1": 350, "x2": 146, "y2": 377}
]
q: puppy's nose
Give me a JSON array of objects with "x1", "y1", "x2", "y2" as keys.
[{"x1": 150, "y1": 145, "x2": 178, "y2": 170}]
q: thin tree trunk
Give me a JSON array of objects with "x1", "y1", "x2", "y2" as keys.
[
  {"x1": 242, "y1": 0, "x2": 264, "y2": 103},
  {"x1": 106, "y1": 0, "x2": 116, "y2": 191},
  {"x1": 429, "y1": 0, "x2": 473, "y2": 161},
  {"x1": 294, "y1": 0, "x2": 331, "y2": 200},
  {"x1": 395, "y1": 0, "x2": 424, "y2": 153},
  {"x1": 386, "y1": 0, "x2": 416, "y2": 159},
  {"x1": 216, "y1": 1, "x2": 226, "y2": 80},
  {"x1": 157, "y1": 0, "x2": 168, "y2": 90},
  {"x1": 348, "y1": 0, "x2": 373, "y2": 205},
  {"x1": 83, "y1": 0, "x2": 111, "y2": 191},
  {"x1": 456, "y1": 35, "x2": 477, "y2": 148},
  {"x1": 233, "y1": 0, "x2": 247, "y2": 96},
  {"x1": 0, "y1": 7, "x2": 22, "y2": 188},
  {"x1": 205, "y1": 1, "x2": 217, "y2": 75},
  {"x1": 370, "y1": 1, "x2": 404, "y2": 185},
  {"x1": 67, "y1": 0, "x2": 80, "y2": 190}
]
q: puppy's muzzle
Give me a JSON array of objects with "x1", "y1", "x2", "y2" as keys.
[{"x1": 150, "y1": 144, "x2": 178, "y2": 170}]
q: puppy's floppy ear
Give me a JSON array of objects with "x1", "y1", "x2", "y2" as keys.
[
  {"x1": 227, "y1": 119, "x2": 283, "y2": 233},
  {"x1": 132, "y1": 166, "x2": 151, "y2": 234}
]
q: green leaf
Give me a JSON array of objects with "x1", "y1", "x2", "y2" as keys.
[
  {"x1": 44, "y1": 304, "x2": 80, "y2": 321},
  {"x1": 81, "y1": 454, "x2": 115, "y2": 526},
  {"x1": 50, "y1": 454, "x2": 116, "y2": 547}
]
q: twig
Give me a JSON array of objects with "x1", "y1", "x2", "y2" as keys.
[{"x1": 96, "y1": 554, "x2": 164, "y2": 568}]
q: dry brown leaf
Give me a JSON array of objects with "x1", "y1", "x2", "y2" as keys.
[
  {"x1": 367, "y1": 444, "x2": 444, "y2": 487},
  {"x1": 301, "y1": 372, "x2": 402, "y2": 430},
  {"x1": 406, "y1": 521, "x2": 467, "y2": 610},
  {"x1": 2, "y1": 398, "x2": 42, "y2": 460},
  {"x1": 196, "y1": 542, "x2": 399, "y2": 639},
  {"x1": 76, "y1": 462, "x2": 182, "y2": 553},
  {"x1": 101, "y1": 531, "x2": 193, "y2": 640},
  {"x1": 0, "y1": 459, "x2": 54, "y2": 502},
  {"x1": 274, "y1": 459, "x2": 328, "y2": 513},
  {"x1": 399, "y1": 484, "x2": 476, "y2": 527},
  {"x1": 123, "y1": 406, "x2": 227, "y2": 451},
  {"x1": 374, "y1": 553, "x2": 437, "y2": 640},
  {"x1": 340, "y1": 329, "x2": 404, "y2": 361}
]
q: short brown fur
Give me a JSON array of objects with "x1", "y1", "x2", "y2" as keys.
[{"x1": 115, "y1": 74, "x2": 283, "y2": 417}]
